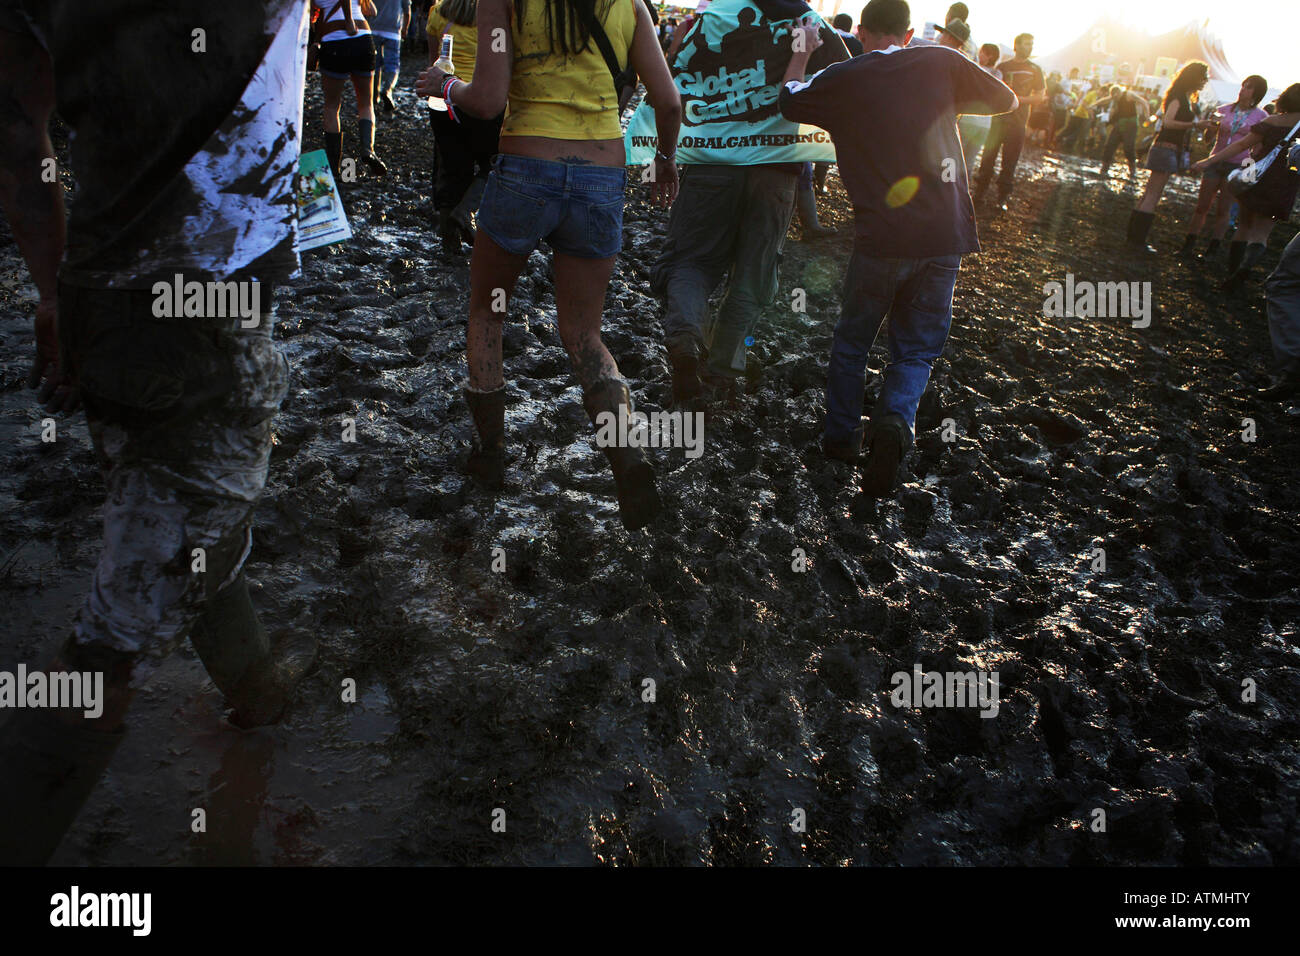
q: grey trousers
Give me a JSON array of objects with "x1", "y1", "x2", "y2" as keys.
[{"x1": 651, "y1": 164, "x2": 797, "y2": 375}]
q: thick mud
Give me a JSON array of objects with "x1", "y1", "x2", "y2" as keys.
[{"x1": 1, "y1": 60, "x2": 1298, "y2": 865}]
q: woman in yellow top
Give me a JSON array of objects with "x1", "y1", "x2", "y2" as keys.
[
  {"x1": 426, "y1": 0, "x2": 500, "y2": 254},
  {"x1": 416, "y1": 0, "x2": 682, "y2": 532}
]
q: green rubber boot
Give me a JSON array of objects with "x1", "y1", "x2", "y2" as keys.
[{"x1": 189, "y1": 573, "x2": 317, "y2": 729}]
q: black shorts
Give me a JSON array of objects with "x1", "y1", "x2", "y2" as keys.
[{"x1": 319, "y1": 34, "x2": 375, "y2": 78}]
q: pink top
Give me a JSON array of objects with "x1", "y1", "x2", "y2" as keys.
[{"x1": 1214, "y1": 103, "x2": 1268, "y2": 164}]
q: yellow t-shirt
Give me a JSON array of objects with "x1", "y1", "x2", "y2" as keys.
[
  {"x1": 1074, "y1": 90, "x2": 1100, "y2": 119},
  {"x1": 502, "y1": 0, "x2": 637, "y2": 141},
  {"x1": 427, "y1": 8, "x2": 479, "y2": 83}
]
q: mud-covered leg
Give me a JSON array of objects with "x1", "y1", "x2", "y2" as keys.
[{"x1": 464, "y1": 232, "x2": 529, "y2": 486}]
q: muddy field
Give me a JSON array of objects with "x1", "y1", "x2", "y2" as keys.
[{"x1": 2, "y1": 61, "x2": 1298, "y2": 865}]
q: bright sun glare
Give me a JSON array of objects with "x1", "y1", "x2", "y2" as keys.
[{"x1": 808, "y1": 0, "x2": 1293, "y2": 92}]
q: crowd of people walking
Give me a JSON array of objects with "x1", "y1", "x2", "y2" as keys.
[{"x1": 0, "y1": 0, "x2": 1297, "y2": 865}]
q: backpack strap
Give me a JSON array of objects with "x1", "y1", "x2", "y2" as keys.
[{"x1": 583, "y1": 0, "x2": 637, "y2": 94}]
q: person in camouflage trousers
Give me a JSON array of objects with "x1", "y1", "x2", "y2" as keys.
[{"x1": 0, "y1": 0, "x2": 317, "y2": 865}]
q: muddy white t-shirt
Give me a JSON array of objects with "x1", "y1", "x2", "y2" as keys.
[
  {"x1": 10, "y1": 0, "x2": 311, "y2": 290},
  {"x1": 116, "y1": 1, "x2": 310, "y2": 286},
  {"x1": 315, "y1": 0, "x2": 372, "y2": 42}
]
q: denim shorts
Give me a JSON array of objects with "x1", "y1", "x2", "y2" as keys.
[
  {"x1": 373, "y1": 35, "x2": 401, "y2": 73},
  {"x1": 477, "y1": 154, "x2": 627, "y2": 259},
  {"x1": 1146, "y1": 142, "x2": 1188, "y2": 173}
]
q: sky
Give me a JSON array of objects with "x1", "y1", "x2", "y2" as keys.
[{"x1": 804, "y1": 0, "x2": 1295, "y2": 88}]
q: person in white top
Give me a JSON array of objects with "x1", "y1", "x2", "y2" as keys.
[
  {"x1": 313, "y1": 0, "x2": 387, "y2": 181},
  {"x1": 957, "y1": 42, "x2": 1001, "y2": 166}
]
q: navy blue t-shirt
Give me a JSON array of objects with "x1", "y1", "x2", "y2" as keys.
[{"x1": 780, "y1": 44, "x2": 1016, "y2": 257}]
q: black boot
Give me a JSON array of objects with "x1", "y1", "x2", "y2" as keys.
[
  {"x1": 582, "y1": 378, "x2": 662, "y2": 531},
  {"x1": 823, "y1": 420, "x2": 866, "y2": 464},
  {"x1": 860, "y1": 413, "x2": 911, "y2": 499},
  {"x1": 1198, "y1": 238, "x2": 1221, "y2": 261},
  {"x1": 1260, "y1": 366, "x2": 1300, "y2": 400},
  {"x1": 438, "y1": 209, "x2": 466, "y2": 256},
  {"x1": 325, "y1": 131, "x2": 343, "y2": 184},
  {"x1": 1176, "y1": 233, "x2": 1199, "y2": 260},
  {"x1": 0, "y1": 706, "x2": 125, "y2": 865},
  {"x1": 463, "y1": 386, "x2": 506, "y2": 489},
  {"x1": 1125, "y1": 210, "x2": 1157, "y2": 254},
  {"x1": 358, "y1": 119, "x2": 387, "y2": 176},
  {"x1": 189, "y1": 572, "x2": 317, "y2": 729},
  {"x1": 796, "y1": 185, "x2": 836, "y2": 239},
  {"x1": 1222, "y1": 242, "x2": 1266, "y2": 294},
  {"x1": 667, "y1": 340, "x2": 703, "y2": 405}
]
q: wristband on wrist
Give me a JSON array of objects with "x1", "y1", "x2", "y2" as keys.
[
  {"x1": 655, "y1": 148, "x2": 675, "y2": 162},
  {"x1": 442, "y1": 76, "x2": 461, "y2": 123}
]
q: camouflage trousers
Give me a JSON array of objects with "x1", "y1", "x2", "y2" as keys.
[{"x1": 58, "y1": 281, "x2": 289, "y2": 673}]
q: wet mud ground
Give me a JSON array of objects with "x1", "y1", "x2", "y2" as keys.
[{"x1": 2, "y1": 62, "x2": 1299, "y2": 865}]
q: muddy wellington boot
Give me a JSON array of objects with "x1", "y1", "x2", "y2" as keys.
[
  {"x1": 463, "y1": 386, "x2": 506, "y2": 489},
  {"x1": 667, "y1": 340, "x2": 703, "y2": 405},
  {"x1": 860, "y1": 413, "x2": 911, "y2": 499},
  {"x1": 823, "y1": 419, "x2": 866, "y2": 464},
  {"x1": 325, "y1": 131, "x2": 344, "y2": 184},
  {"x1": 1222, "y1": 242, "x2": 1266, "y2": 294},
  {"x1": 1176, "y1": 233, "x2": 1199, "y2": 260},
  {"x1": 189, "y1": 572, "x2": 318, "y2": 729},
  {"x1": 358, "y1": 119, "x2": 387, "y2": 177},
  {"x1": 438, "y1": 209, "x2": 466, "y2": 256},
  {"x1": 1259, "y1": 366, "x2": 1300, "y2": 400},
  {"x1": 582, "y1": 378, "x2": 662, "y2": 531},
  {"x1": 1125, "y1": 209, "x2": 1157, "y2": 255}
]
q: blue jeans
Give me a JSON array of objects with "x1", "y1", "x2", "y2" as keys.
[
  {"x1": 374, "y1": 35, "x2": 401, "y2": 76},
  {"x1": 477, "y1": 154, "x2": 626, "y2": 259},
  {"x1": 825, "y1": 246, "x2": 961, "y2": 446}
]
